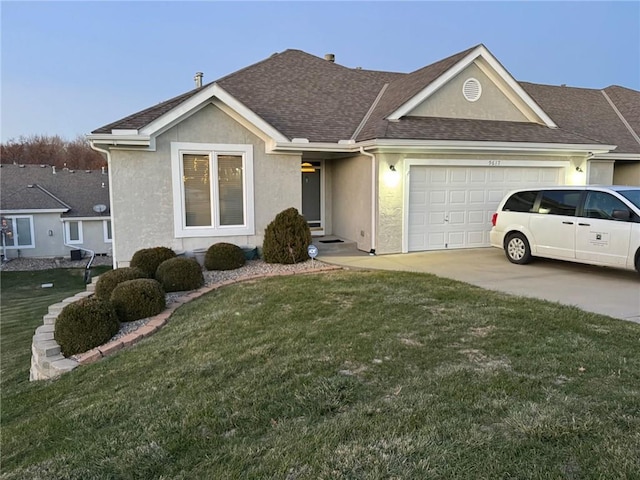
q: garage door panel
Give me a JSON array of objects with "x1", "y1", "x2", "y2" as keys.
[
  {"x1": 408, "y1": 165, "x2": 564, "y2": 251},
  {"x1": 468, "y1": 210, "x2": 486, "y2": 224},
  {"x1": 449, "y1": 190, "x2": 466, "y2": 203}
]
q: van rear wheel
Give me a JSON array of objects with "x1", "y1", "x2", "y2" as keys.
[{"x1": 505, "y1": 233, "x2": 532, "y2": 265}]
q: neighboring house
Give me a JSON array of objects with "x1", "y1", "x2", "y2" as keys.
[
  {"x1": 87, "y1": 44, "x2": 640, "y2": 267},
  {"x1": 0, "y1": 164, "x2": 111, "y2": 260}
]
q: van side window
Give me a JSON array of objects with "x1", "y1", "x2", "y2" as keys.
[
  {"x1": 503, "y1": 191, "x2": 538, "y2": 212},
  {"x1": 582, "y1": 191, "x2": 629, "y2": 220},
  {"x1": 538, "y1": 190, "x2": 580, "y2": 216}
]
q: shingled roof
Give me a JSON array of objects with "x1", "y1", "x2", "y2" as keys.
[
  {"x1": 0, "y1": 164, "x2": 110, "y2": 217},
  {"x1": 92, "y1": 46, "x2": 639, "y2": 152}
]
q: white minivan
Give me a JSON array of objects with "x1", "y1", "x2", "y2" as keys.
[{"x1": 490, "y1": 186, "x2": 640, "y2": 273}]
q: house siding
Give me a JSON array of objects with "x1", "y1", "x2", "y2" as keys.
[
  {"x1": 409, "y1": 62, "x2": 530, "y2": 123},
  {"x1": 109, "y1": 104, "x2": 301, "y2": 266}
]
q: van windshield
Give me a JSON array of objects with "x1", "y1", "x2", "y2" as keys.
[{"x1": 618, "y1": 190, "x2": 640, "y2": 209}]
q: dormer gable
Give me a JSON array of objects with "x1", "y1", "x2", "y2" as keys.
[{"x1": 387, "y1": 45, "x2": 557, "y2": 128}]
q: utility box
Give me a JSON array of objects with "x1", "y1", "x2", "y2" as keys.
[{"x1": 70, "y1": 249, "x2": 82, "y2": 261}]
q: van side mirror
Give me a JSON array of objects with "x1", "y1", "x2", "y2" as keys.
[{"x1": 612, "y1": 209, "x2": 631, "y2": 220}]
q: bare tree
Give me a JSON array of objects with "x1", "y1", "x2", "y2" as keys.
[{"x1": 0, "y1": 134, "x2": 106, "y2": 169}]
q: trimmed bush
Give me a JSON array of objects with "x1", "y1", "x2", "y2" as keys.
[
  {"x1": 262, "y1": 207, "x2": 312, "y2": 264},
  {"x1": 130, "y1": 247, "x2": 176, "y2": 277},
  {"x1": 54, "y1": 298, "x2": 119, "y2": 357},
  {"x1": 94, "y1": 267, "x2": 147, "y2": 300},
  {"x1": 204, "y1": 243, "x2": 246, "y2": 271},
  {"x1": 110, "y1": 278, "x2": 166, "y2": 323},
  {"x1": 156, "y1": 257, "x2": 204, "y2": 292}
]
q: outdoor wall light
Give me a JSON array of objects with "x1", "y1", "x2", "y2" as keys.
[
  {"x1": 48, "y1": 230, "x2": 53, "y2": 236},
  {"x1": 575, "y1": 166, "x2": 584, "y2": 173},
  {"x1": 384, "y1": 165, "x2": 401, "y2": 188}
]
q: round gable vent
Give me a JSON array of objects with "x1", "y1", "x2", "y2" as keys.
[{"x1": 462, "y1": 78, "x2": 482, "y2": 102}]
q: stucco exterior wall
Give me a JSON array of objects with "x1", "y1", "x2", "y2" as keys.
[
  {"x1": 409, "y1": 63, "x2": 529, "y2": 122},
  {"x1": 612, "y1": 161, "x2": 640, "y2": 186},
  {"x1": 330, "y1": 155, "x2": 372, "y2": 252},
  {"x1": 109, "y1": 104, "x2": 300, "y2": 266}
]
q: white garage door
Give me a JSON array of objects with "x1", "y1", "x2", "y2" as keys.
[{"x1": 408, "y1": 166, "x2": 564, "y2": 251}]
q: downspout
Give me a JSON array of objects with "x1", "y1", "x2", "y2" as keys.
[
  {"x1": 360, "y1": 147, "x2": 377, "y2": 255},
  {"x1": 90, "y1": 141, "x2": 117, "y2": 269}
]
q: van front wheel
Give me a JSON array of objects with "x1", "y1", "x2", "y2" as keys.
[{"x1": 505, "y1": 233, "x2": 532, "y2": 265}]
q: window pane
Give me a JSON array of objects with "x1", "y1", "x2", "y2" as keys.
[
  {"x1": 69, "y1": 221, "x2": 79, "y2": 241},
  {"x1": 106, "y1": 220, "x2": 112, "y2": 240},
  {"x1": 583, "y1": 192, "x2": 628, "y2": 219},
  {"x1": 504, "y1": 191, "x2": 538, "y2": 212},
  {"x1": 538, "y1": 190, "x2": 579, "y2": 216},
  {"x1": 218, "y1": 155, "x2": 244, "y2": 226},
  {"x1": 2, "y1": 217, "x2": 15, "y2": 247},
  {"x1": 17, "y1": 218, "x2": 32, "y2": 245},
  {"x1": 183, "y1": 154, "x2": 212, "y2": 227}
]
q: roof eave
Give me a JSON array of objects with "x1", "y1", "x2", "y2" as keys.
[{"x1": 271, "y1": 138, "x2": 615, "y2": 156}]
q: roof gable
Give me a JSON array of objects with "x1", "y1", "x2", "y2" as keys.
[{"x1": 384, "y1": 45, "x2": 556, "y2": 127}]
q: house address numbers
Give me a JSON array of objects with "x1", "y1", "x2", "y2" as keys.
[{"x1": 488, "y1": 160, "x2": 501, "y2": 166}]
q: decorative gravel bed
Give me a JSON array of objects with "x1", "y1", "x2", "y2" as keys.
[{"x1": 0, "y1": 255, "x2": 113, "y2": 271}]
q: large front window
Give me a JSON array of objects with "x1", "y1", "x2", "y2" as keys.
[
  {"x1": 171, "y1": 142, "x2": 254, "y2": 237},
  {"x1": 1, "y1": 215, "x2": 35, "y2": 248}
]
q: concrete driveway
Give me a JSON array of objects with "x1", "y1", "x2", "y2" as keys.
[{"x1": 319, "y1": 248, "x2": 640, "y2": 323}]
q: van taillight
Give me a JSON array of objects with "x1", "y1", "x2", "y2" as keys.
[{"x1": 491, "y1": 213, "x2": 498, "y2": 226}]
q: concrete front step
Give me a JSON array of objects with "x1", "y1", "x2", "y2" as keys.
[{"x1": 313, "y1": 236, "x2": 360, "y2": 255}]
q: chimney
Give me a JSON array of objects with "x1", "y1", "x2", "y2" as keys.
[
  {"x1": 52, "y1": 166, "x2": 56, "y2": 174},
  {"x1": 194, "y1": 72, "x2": 204, "y2": 88},
  {"x1": 101, "y1": 166, "x2": 106, "y2": 175},
  {"x1": 324, "y1": 53, "x2": 335, "y2": 63}
]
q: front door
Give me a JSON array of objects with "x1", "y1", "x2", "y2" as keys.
[{"x1": 302, "y1": 161, "x2": 322, "y2": 231}]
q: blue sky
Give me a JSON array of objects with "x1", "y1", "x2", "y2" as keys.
[{"x1": 1, "y1": 1, "x2": 639, "y2": 142}]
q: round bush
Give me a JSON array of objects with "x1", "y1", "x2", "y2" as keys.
[
  {"x1": 262, "y1": 207, "x2": 312, "y2": 264},
  {"x1": 54, "y1": 297, "x2": 119, "y2": 357},
  {"x1": 110, "y1": 278, "x2": 166, "y2": 322},
  {"x1": 94, "y1": 267, "x2": 147, "y2": 300},
  {"x1": 155, "y1": 257, "x2": 204, "y2": 292},
  {"x1": 204, "y1": 243, "x2": 246, "y2": 271},
  {"x1": 130, "y1": 247, "x2": 176, "y2": 277}
]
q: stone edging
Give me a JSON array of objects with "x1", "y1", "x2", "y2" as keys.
[{"x1": 29, "y1": 265, "x2": 341, "y2": 381}]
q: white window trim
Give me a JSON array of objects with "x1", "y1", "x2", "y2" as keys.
[
  {"x1": 1, "y1": 215, "x2": 35, "y2": 249},
  {"x1": 171, "y1": 142, "x2": 255, "y2": 238},
  {"x1": 64, "y1": 220, "x2": 84, "y2": 244},
  {"x1": 103, "y1": 220, "x2": 112, "y2": 243}
]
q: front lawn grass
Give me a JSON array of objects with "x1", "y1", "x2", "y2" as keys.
[
  {"x1": 0, "y1": 266, "x2": 111, "y2": 389},
  {"x1": 1, "y1": 270, "x2": 639, "y2": 479}
]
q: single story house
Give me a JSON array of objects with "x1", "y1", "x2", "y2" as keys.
[
  {"x1": 0, "y1": 164, "x2": 111, "y2": 260},
  {"x1": 87, "y1": 44, "x2": 640, "y2": 267}
]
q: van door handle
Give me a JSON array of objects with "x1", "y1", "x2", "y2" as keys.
[
  {"x1": 578, "y1": 223, "x2": 590, "y2": 226},
  {"x1": 562, "y1": 221, "x2": 574, "y2": 225}
]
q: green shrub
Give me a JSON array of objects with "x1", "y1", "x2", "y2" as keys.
[
  {"x1": 155, "y1": 257, "x2": 204, "y2": 292},
  {"x1": 110, "y1": 278, "x2": 166, "y2": 322},
  {"x1": 54, "y1": 297, "x2": 119, "y2": 357},
  {"x1": 130, "y1": 247, "x2": 176, "y2": 277},
  {"x1": 94, "y1": 267, "x2": 148, "y2": 300},
  {"x1": 262, "y1": 207, "x2": 312, "y2": 264},
  {"x1": 204, "y1": 243, "x2": 246, "y2": 271}
]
